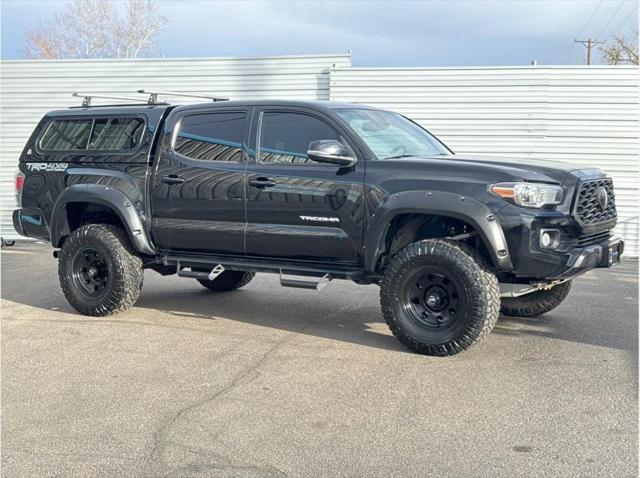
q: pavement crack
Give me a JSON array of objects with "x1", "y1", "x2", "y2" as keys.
[
  {"x1": 147, "y1": 370, "x2": 260, "y2": 468},
  {"x1": 158, "y1": 441, "x2": 287, "y2": 478},
  {"x1": 145, "y1": 319, "x2": 313, "y2": 476}
]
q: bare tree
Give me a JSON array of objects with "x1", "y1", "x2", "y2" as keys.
[
  {"x1": 21, "y1": 0, "x2": 168, "y2": 59},
  {"x1": 599, "y1": 31, "x2": 639, "y2": 65}
]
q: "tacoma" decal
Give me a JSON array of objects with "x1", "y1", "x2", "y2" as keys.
[{"x1": 299, "y1": 215, "x2": 340, "y2": 223}]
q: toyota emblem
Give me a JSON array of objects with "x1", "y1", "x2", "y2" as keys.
[{"x1": 596, "y1": 187, "x2": 609, "y2": 210}]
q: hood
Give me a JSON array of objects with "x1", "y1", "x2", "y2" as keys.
[
  {"x1": 438, "y1": 154, "x2": 605, "y2": 184},
  {"x1": 374, "y1": 154, "x2": 606, "y2": 191}
]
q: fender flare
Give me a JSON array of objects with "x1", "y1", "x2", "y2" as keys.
[
  {"x1": 364, "y1": 190, "x2": 513, "y2": 273},
  {"x1": 50, "y1": 184, "x2": 155, "y2": 255}
]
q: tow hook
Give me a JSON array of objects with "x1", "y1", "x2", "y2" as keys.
[{"x1": 53, "y1": 250, "x2": 59, "y2": 259}]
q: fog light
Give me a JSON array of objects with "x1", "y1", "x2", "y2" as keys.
[{"x1": 539, "y1": 229, "x2": 560, "y2": 250}]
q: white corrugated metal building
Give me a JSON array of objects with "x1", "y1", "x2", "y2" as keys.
[{"x1": 1, "y1": 55, "x2": 638, "y2": 254}]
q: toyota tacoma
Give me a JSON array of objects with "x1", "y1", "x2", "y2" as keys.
[{"x1": 12, "y1": 94, "x2": 623, "y2": 356}]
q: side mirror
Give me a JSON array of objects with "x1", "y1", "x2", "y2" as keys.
[{"x1": 307, "y1": 140, "x2": 357, "y2": 167}]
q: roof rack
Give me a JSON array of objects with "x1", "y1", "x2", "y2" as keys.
[
  {"x1": 72, "y1": 90, "x2": 229, "y2": 107},
  {"x1": 137, "y1": 89, "x2": 229, "y2": 104},
  {"x1": 72, "y1": 92, "x2": 153, "y2": 107}
]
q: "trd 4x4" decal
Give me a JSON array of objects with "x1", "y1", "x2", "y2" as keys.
[{"x1": 25, "y1": 163, "x2": 68, "y2": 172}]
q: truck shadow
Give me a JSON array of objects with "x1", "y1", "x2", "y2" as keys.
[
  {"x1": 132, "y1": 273, "x2": 637, "y2": 354},
  {"x1": 133, "y1": 280, "x2": 409, "y2": 353},
  {"x1": 2, "y1": 254, "x2": 637, "y2": 355}
]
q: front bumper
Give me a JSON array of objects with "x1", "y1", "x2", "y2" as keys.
[
  {"x1": 495, "y1": 201, "x2": 625, "y2": 278},
  {"x1": 551, "y1": 235, "x2": 624, "y2": 280}
]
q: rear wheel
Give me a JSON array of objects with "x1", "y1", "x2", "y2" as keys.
[
  {"x1": 500, "y1": 281, "x2": 571, "y2": 317},
  {"x1": 380, "y1": 239, "x2": 500, "y2": 356},
  {"x1": 58, "y1": 224, "x2": 143, "y2": 316},
  {"x1": 196, "y1": 270, "x2": 255, "y2": 292}
]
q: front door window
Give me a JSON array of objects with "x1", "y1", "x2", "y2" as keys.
[{"x1": 259, "y1": 112, "x2": 342, "y2": 165}]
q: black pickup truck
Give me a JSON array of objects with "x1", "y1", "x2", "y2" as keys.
[{"x1": 12, "y1": 96, "x2": 623, "y2": 356}]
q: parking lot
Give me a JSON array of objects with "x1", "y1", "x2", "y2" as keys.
[{"x1": 1, "y1": 243, "x2": 637, "y2": 477}]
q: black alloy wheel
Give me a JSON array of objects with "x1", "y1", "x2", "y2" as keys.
[
  {"x1": 404, "y1": 268, "x2": 464, "y2": 332},
  {"x1": 71, "y1": 247, "x2": 111, "y2": 297}
]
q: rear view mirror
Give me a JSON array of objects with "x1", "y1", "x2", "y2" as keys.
[{"x1": 307, "y1": 140, "x2": 357, "y2": 167}]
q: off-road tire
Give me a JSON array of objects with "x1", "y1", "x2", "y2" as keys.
[
  {"x1": 58, "y1": 224, "x2": 143, "y2": 316},
  {"x1": 380, "y1": 239, "x2": 500, "y2": 356},
  {"x1": 500, "y1": 281, "x2": 572, "y2": 317},
  {"x1": 197, "y1": 270, "x2": 255, "y2": 292}
]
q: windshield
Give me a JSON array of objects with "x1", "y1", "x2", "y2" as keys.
[{"x1": 336, "y1": 108, "x2": 450, "y2": 159}]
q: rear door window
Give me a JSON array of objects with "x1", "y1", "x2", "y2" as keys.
[
  {"x1": 174, "y1": 111, "x2": 246, "y2": 162},
  {"x1": 39, "y1": 117, "x2": 144, "y2": 152}
]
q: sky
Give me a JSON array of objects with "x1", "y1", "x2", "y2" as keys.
[{"x1": 1, "y1": 0, "x2": 638, "y2": 66}]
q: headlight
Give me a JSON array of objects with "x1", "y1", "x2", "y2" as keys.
[{"x1": 490, "y1": 182, "x2": 563, "y2": 208}]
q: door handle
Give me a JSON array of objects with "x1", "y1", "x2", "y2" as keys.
[
  {"x1": 161, "y1": 175, "x2": 185, "y2": 185},
  {"x1": 249, "y1": 177, "x2": 277, "y2": 188}
]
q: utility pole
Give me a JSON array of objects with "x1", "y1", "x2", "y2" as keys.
[{"x1": 574, "y1": 38, "x2": 605, "y2": 65}]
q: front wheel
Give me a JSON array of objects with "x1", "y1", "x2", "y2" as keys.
[
  {"x1": 380, "y1": 239, "x2": 500, "y2": 356},
  {"x1": 58, "y1": 224, "x2": 143, "y2": 316},
  {"x1": 500, "y1": 281, "x2": 571, "y2": 317}
]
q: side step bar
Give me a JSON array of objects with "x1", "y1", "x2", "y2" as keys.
[
  {"x1": 280, "y1": 272, "x2": 332, "y2": 291},
  {"x1": 174, "y1": 258, "x2": 333, "y2": 291},
  {"x1": 162, "y1": 254, "x2": 364, "y2": 280},
  {"x1": 160, "y1": 253, "x2": 379, "y2": 288},
  {"x1": 176, "y1": 262, "x2": 225, "y2": 281}
]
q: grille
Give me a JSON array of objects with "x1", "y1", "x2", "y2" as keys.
[{"x1": 574, "y1": 179, "x2": 617, "y2": 226}]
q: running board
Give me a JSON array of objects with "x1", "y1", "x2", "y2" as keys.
[
  {"x1": 162, "y1": 253, "x2": 363, "y2": 280},
  {"x1": 280, "y1": 272, "x2": 332, "y2": 291}
]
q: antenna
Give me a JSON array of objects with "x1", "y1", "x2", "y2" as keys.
[
  {"x1": 137, "y1": 89, "x2": 229, "y2": 103},
  {"x1": 72, "y1": 92, "x2": 150, "y2": 107}
]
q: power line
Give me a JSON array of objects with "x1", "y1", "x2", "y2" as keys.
[
  {"x1": 606, "y1": 3, "x2": 639, "y2": 39},
  {"x1": 566, "y1": 0, "x2": 604, "y2": 63},
  {"x1": 594, "y1": 0, "x2": 627, "y2": 41},
  {"x1": 577, "y1": 0, "x2": 605, "y2": 39}
]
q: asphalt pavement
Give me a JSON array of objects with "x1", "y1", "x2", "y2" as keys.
[{"x1": 1, "y1": 243, "x2": 637, "y2": 477}]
